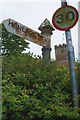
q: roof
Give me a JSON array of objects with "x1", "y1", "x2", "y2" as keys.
[{"x1": 38, "y1": 18, "x2": 55, "y2": 32}]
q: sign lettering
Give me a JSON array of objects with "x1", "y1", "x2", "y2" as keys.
[
  {"x1": 56, "y1": 14, "x2": 64, "y2": 24},
  {"x1": 56, "y1": 11, "x2": 75, "y2": 24},
  {"x1": 66, "y1": 11, "x2": 74, "y2": 21},
  {"x1": 3, "y1": 19, "x2": 50, "y2": 47}
]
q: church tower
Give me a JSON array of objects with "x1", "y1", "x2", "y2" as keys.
[{"x1": 55, "y1": 44, "x2": 68, "y2": 67}]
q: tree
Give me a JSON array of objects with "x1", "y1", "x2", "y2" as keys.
[
  {"x1": 2, "y1": 53, "x2": 80, "y2": 120},
  {"x1": 1, "y1": 22, "x2": 80, "y2": 120},
  {"x1": 1, "y1": 24, "x2": 29, "y2": 56}
]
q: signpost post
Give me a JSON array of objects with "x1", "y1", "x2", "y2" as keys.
[
  {"x1": 38, "y1": 18, "x2": 55, "y2": 64},
  {"x1": 52, "y1": 0, "x2": 79, "y2": 108}
]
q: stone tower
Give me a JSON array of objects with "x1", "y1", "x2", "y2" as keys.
[{"x1": 55, "y1": 44, "x2": 68, "y2": 67}]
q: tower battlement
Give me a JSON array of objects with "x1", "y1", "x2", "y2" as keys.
[{"x1": 55, "y1": 43, "x2": 67, "y2": 49}]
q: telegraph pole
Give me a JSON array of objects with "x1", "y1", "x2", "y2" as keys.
[{"x1": 60, "y1": 0, "x2": 78, "y2": 108}]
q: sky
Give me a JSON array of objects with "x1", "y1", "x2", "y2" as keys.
[{"x1": 0, "y1": 0, "x2": 80, "y2": 60}]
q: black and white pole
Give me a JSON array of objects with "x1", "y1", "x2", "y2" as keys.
[{"x1": 61, "y1": 0, "x2": 78, "y2": 108}]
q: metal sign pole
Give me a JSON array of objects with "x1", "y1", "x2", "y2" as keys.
[{"x1": 61, "y1": 0, "x2": 78, "y2": 108}]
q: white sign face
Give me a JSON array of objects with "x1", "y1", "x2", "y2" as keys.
[
  {"x1": 3, "y1": 19, "x2": 50, "y2": 47},
  {"x1": 52, "y1": 5, "x2": 79, "y2": 31}
]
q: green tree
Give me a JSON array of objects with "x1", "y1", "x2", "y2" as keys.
[
  {"x1": 2, "y1": 54, "x2": 80, "y2": 120},
  {"x1": 1, "y1": 24, "x2": 29, "y2": 56},
  {"x1": 1, "y1": 22, "x2": 80, "y2": 120}
]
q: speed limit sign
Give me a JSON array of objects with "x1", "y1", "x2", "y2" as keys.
[{"x1": 52, "y1": 5, "x2": 79, "y2": 31}]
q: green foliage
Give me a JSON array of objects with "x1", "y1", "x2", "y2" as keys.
[
  {"x1": 1, "y1": 24, "x2": 80, "y2": 119},
  {"x1": 1, "y1": 24, "x2": 29, "y2": 56},
  {"x1": 1, "y1": 21, "x2": 80, "y2": 120},
  {"x1": 2, "y1": 53, "x2": 80, "y2": 120}
]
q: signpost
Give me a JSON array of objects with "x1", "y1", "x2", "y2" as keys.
[
  {"x1": 3, "y1": 18, "x2": 54, "y2": 64},
  {"x1": 3, "y1": 18, "x2": 50, "y2": 47},
  {"x1": 52, "y1": 0, "x2": 79, "y2": 108}
]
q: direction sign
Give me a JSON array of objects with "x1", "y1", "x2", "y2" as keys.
[
  {"x1": 3, "y1": 19, "x2": 50, "y2": 47},
  {"x1": 52, "y1": 5, "x2": 79, "y2": 31}
]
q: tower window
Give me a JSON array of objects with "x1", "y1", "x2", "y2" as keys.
[{"x1": 61, "y1": 50, "x2": 64, "y2": 54}]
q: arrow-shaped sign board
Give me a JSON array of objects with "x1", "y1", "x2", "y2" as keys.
[{"x1": 2, "y1": 19, "x2": 50, "y2": 47}]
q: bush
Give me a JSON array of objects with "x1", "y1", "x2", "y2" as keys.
[{"x1": 2, "y1": 53, "x2": 80, "y2": 119}]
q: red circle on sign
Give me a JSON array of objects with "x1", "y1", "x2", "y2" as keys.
[{"x1": 52, "y1": 5, "x2": 79, "y2": 31}]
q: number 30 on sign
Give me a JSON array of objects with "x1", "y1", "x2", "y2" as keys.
[{"x1": 52, "y1": 5, "x2": 79, "y2": 31}]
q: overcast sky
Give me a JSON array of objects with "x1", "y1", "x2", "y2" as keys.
[{"x1": 0, "y1": 0, "x2": 79, "y2": 60}]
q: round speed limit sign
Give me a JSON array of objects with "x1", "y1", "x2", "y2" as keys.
[{"x1": 52, "y1": 5, "x2": 79, "y2": 31}]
